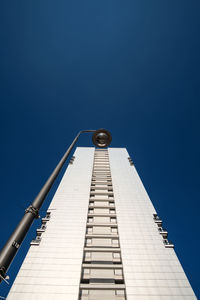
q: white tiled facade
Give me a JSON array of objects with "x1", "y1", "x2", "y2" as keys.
[
  {"x1": 7, "y1": 147, "x2": 94, "y2": 300},
  {"x1": 7, "y1": 147, "x2": 196, "y2": 300}
]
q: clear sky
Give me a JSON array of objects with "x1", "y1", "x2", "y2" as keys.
[{"x1": 0, "y1": 0, "x2": 200, "y2": 298}]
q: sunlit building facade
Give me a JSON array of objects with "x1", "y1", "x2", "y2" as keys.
[{"x1": 7, "y1": 147, "x2": 196, "y2": 299}]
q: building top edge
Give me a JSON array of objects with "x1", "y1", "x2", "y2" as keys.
[{"x1": 76, "y1": 147, "x2": 127, "y2": 150}]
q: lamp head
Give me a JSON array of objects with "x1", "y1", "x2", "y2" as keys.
[{"x1": 92, "y1": 129, "x2": 112, "y2": 148}]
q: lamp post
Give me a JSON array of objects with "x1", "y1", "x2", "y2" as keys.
[{"x1": 0, "y1": 129, "x2": 112, "y2": 283}]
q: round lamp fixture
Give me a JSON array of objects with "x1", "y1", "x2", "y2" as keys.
[{"x1": 92, "y1": 129, "x2": 112, "y2": 148}]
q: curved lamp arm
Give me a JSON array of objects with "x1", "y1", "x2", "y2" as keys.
[{"x1": 0, "y1": 128, "x2": 112, "y2": 282}]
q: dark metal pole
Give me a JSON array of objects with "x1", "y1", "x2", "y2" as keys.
[{"x1": 0, "y1": 130, "x2": 95, "y2": 282}]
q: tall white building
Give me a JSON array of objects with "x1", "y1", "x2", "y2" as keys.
[{"x1": 6, "y1": 147, "x2": 196, "y2": 299}]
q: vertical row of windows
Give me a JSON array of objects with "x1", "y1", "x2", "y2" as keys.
[{"x1": 79, "y1": 149, "x2": 126, "y2": 300}]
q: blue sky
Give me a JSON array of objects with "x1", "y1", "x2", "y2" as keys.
[{"x1": 0, "y1": 0, "x2": 200, "y2": 298}]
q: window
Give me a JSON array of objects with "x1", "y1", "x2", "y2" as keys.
[
  {"x1": 87, "y1": 227, "x2": 93, "y2": 233},
  {"x1": 85, "y1": 252, "x2": 91, "y2": 259},
  {"x1": 111, "y1": 217, "x2": 116, "y2": 223},
  {"x1": 113, "y1": 253, "x2": 120, "y2": 259},
  {"x1": 86, "y1": 238, "x2": 92, "y2": 245},
  {"x1": 112, "y1": 239, "x2": 119, "y2": 245},
  {"x1": 111, "y1": 228, "x2": 118, "y2": 234},
  {"x1": 114, "y1": 269, "x2": 122, "y2": 275}
]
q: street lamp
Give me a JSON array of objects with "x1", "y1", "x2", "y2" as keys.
[
  {"x1": 0, "y1": 128, "x2": 112, "y2": 283},
  {"x1": 92, "y1": 129, "x2": 112, "y2": 148}
]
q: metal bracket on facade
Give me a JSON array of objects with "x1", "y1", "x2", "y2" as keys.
[
  {"x1": 0, "y1": 268, "x2": 8, "y2": 285},
  {"x1": 0, "y1": 275, "x2": 9, "y2": 286},
  {"x1": 12, "y1": 241, "x2": 20, "y2": 249},
  {"x1": 128, "y1": 157, "x2": 134, "y2": 166},
  {"x1": 0, "y1": 268, "x2": 5, "y2": 280},
  {"x1": 25, "y1": 205, "x2": 40, "y2": 219},
  {"x1": 69, "y1": 156, "x2": 75, "y2": 164}
]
